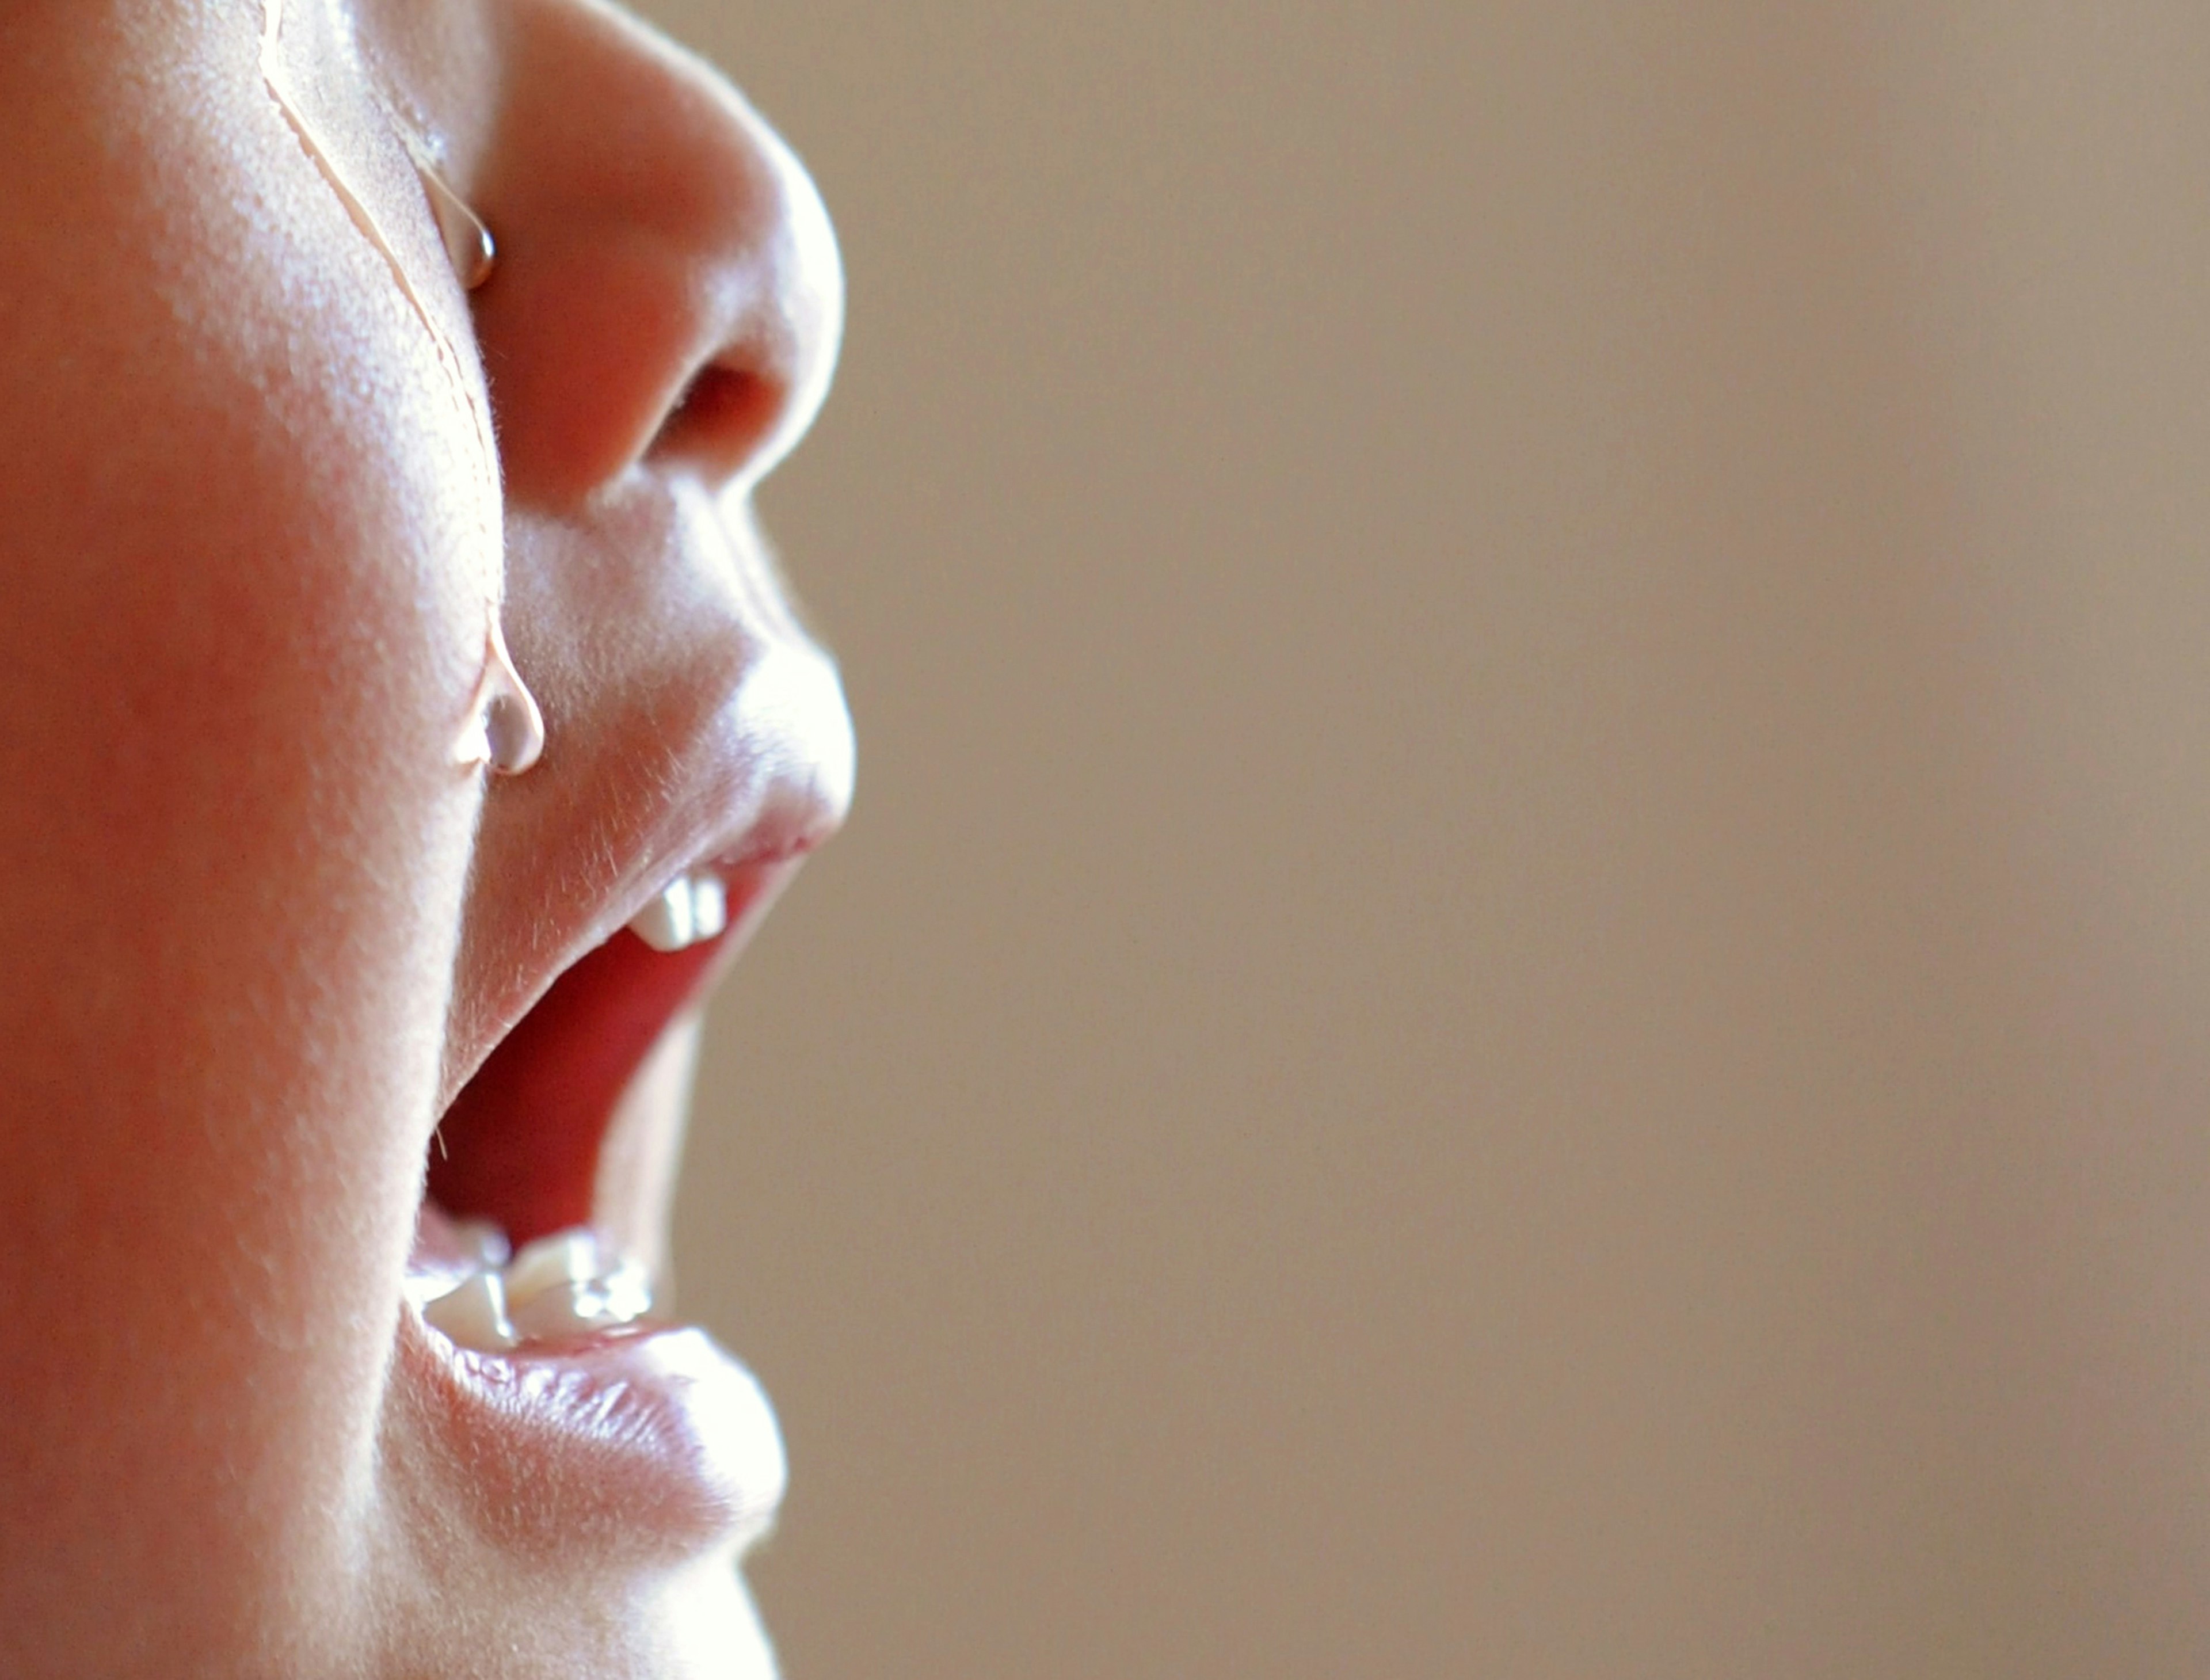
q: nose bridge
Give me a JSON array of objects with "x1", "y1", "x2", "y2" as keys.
[{"x1": 473, "y1": 0, "x2": 843, "y2": 506}]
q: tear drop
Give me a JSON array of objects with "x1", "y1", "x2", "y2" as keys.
[
  {"x1": 416, "y1": 158, "x2": 497, "y2": 291},
  {"x1": 453, "y1": 616, "x2": 544, "y2": 776}
]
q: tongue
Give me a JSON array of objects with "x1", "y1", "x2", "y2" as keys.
[{"x1": 428, "y1": 929, "x2": 729, "y2": 1248}]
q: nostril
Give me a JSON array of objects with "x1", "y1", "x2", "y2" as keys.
[
  {"x1": 454, "y1": 0, "x2": 841, "y2": 506},
  {"x1": 648, "y1": 362, "x2": 787, "y2": 480}
]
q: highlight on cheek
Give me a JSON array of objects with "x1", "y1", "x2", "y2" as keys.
[{"x1": 258, "y1": 0, "x2": 542, "y2": 778}]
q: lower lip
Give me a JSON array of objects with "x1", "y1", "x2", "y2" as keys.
[{"x1": 395, "y1": 1304, "x2": 786, "y2": 1558}]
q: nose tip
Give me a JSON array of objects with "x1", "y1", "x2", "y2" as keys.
[
  {"x1": 647, "y1": 125, "x2": 843, "y2": 497},
  {"x1": 782, "y1": 638, "x2": 857, "y2": 845},
  {"x1": 468, "y1": 1, "x2": 844, "y2": 508},
  {"x1": 719, "y1": 631, "x2": 855, "y2": 867}
]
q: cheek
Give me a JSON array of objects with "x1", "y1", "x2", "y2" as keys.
[
  {"x1": 0, "y1": 70, "x2": 505, "y2": 923},
  {"x1": 0, "y1": 35, "x2": 519, "y2": 1589},
  {"x1": 260, "y1": 0, "x2": 510, "y2": 626},
  {"x1": 113, "y1": 269, "x2": 500, "y2": 790}
]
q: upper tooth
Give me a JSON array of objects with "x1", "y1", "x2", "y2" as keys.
[
  {"x1": 630, "y1": 880, "x2": 693, "y2": 951},
  {"x1": 627, "y1": 871, "x2": 726, "y2": 952},
  {"x1": 689, "y1": 873, "x2": 727, "y2": 942}
]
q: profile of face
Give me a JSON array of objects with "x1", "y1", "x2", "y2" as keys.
[{"x1": 0, "y1": 0, "x2": 847, "y2": 1673}]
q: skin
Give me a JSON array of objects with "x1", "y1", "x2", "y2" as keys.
[{"x1": 0, "y1": 0, "x2": 847, "y2": 1672}]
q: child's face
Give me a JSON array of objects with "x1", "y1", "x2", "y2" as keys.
[{"x1": 0, "y1": 0, "x2": 849, "y2": 1671}]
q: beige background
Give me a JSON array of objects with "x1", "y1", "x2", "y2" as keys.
[{"x1": 640, "y1": 3, "x2": 2210, "y2": 1675}]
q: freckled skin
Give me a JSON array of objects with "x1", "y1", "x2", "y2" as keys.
[{"x1": 0, "y1": 0, "x2": 846, "y2": 1674}]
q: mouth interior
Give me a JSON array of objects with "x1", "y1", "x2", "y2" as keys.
[{"x1": 426, "y1": 929, "x2": 730, "y2": 1251}]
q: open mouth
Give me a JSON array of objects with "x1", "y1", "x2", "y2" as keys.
[
  {"x1": 387, "y1": 860, "x2": 799, "y2": 1552},
  {"x1": 409, "y1": 863, "x2": 775, "y2": 1348},
  {"x1": 378, "y1": 611, "x2": 849, "y2": 1552}
]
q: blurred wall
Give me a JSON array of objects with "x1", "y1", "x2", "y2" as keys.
[{"x1": 645, "y1": 2, "x2": 2210, "y2": 1675}]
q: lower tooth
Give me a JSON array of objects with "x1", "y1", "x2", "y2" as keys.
[
  {"x1": 451, "y1": 1217, "x2": 512, "y2": 1268},
  {"x1": 423, "y1": 1270, "x2": 517, "y2": 1352},
  {"x1": 419, "y1": 1229, "x2": 654, "y2": 1350},
  {"x1": 502, "y1": 1229, "x2": 601, "y2": 1308},
  {"x1": 596, "y1": 1259, "x2": 653, "y2": 1324},
  {"x1": 508, "y1": 1275, "x2": 646, "y2": 1340},
  {"x1": 500, "y1": 1229, "x2": 655, "y2": 1341}
]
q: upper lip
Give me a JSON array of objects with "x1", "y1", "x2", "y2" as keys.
[
  {"x1": 648, "y1": 689, "x2": 851, "y2": 910},
  {"x1": 589, "y1": 626, "x2": 854, "y2": 972},
  {"x1": 441, "y1": 479, "x2": 855, "y2": 1109}
]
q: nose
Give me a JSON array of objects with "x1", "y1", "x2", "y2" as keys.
[{"x1": 465, "y1": 0, "x2": 843, "y2": 508}]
